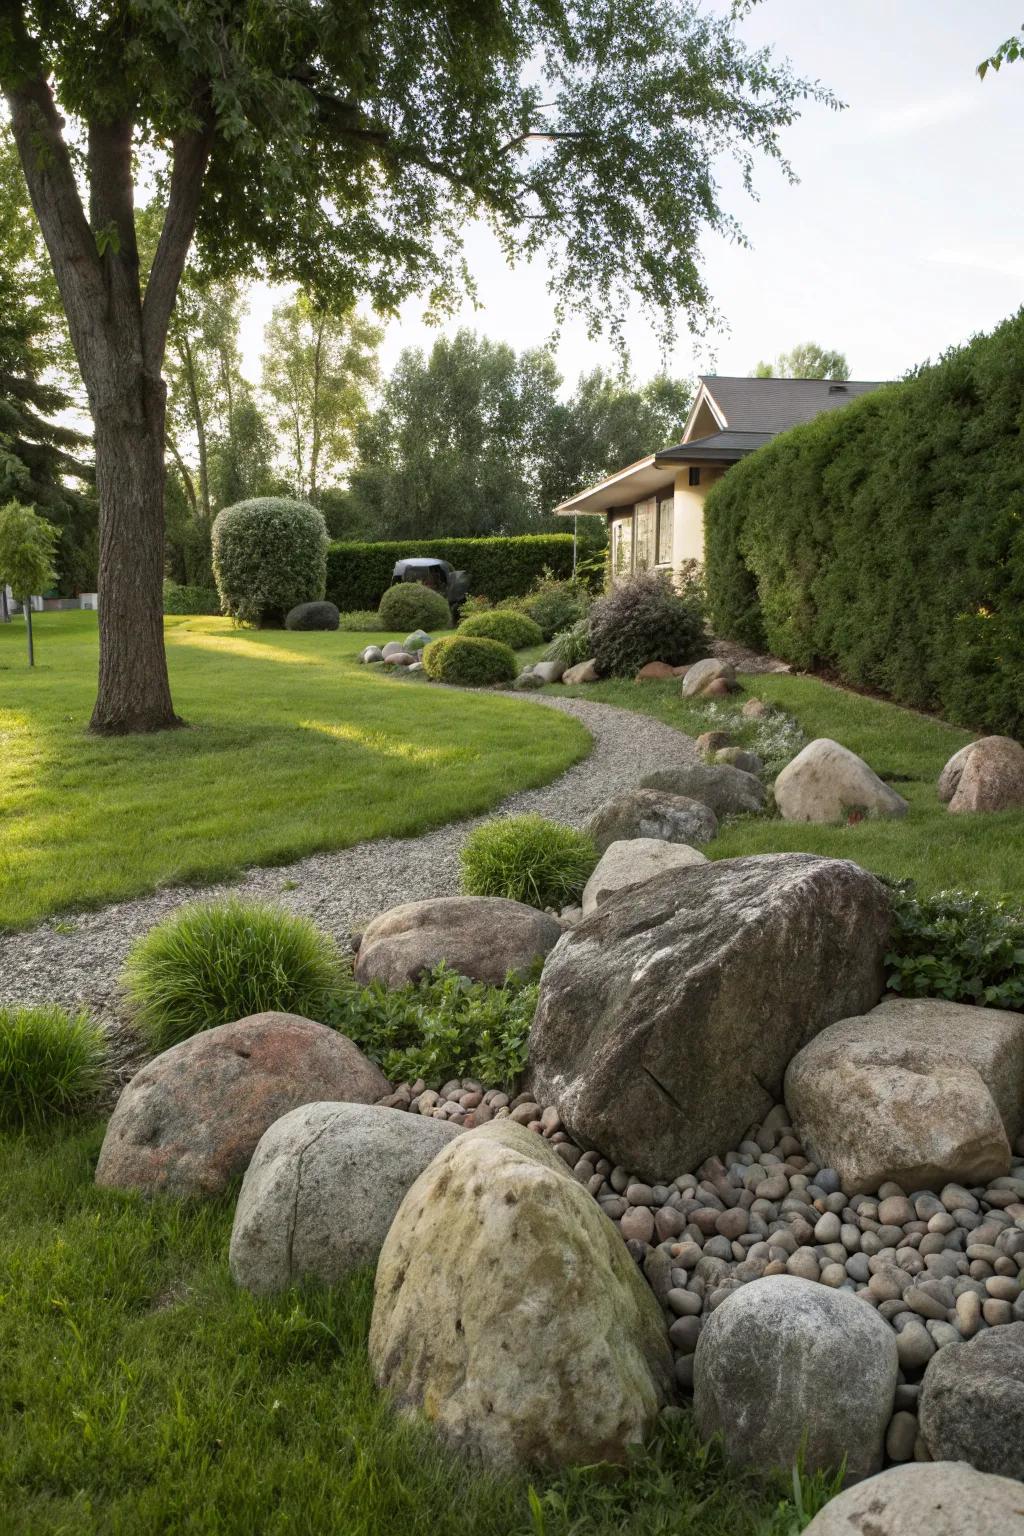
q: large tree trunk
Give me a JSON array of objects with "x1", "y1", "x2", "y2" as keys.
[{"x1": 90, "y1": 372, "x2": 181, "y2": 734}]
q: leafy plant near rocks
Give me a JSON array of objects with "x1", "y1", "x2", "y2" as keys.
[
  {"x1": 213, "y1": 497, "x2": 329, "y2": 626},
  {"x1": 0, "y1": 1005, "x2": 108, "y2": 1130},
  {"x1": 377, "y1": 581, "x2": 452, "y2": 633},
  {"x1": 520, "y1": 574, "x2": 591, "y2": 641},
  {"x1": 885, "y1": 884, "x2": 1024, "y2": 1009},
  {"x1": 458, "y1": 609, "x2": 543, "y2": 649},
  {"x1": 544, "y1": 617, "x2": 593, "y2": 669},
  {"x1": 587, "y1": 570, "x2": 706, "y2": 678},
  {"x1": 123, "y1": 899, "x2": 345, "y2": 1050},
  {"x1": 326, "y1": 962, "x2": 537, "y2": 1088},
  {"x1": 421, "y1": 634, "x2": 517, "y2": 686},
  {"x1": 460, "y1": 814, "x2": 598, "y2": 910}
]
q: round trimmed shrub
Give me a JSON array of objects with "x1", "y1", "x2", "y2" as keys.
[
  {"x1": 0, "y1": 1005, "x2": 109, "y2": 1130},
  {"x1": 460, "y1": 815, "x2": 598, "y2": 911},
  {"x1": 458, "y1": 609, "x2": 543, "y2": 649},
  {"x1": 421, "y1": 635, "x2": 517, "y2": 687},
  {"x1": 522, "y1": 580, "x2": 588, "y2": 641},
  {"x1": 588, "y1": 570, "x2": 706, "y2": 678},
  {"x1": 122, "y1": 899, "x2": 344, "y2": 1051},
  {"x1": 212, "y1": 497, "x2": 328, "y2": 626},
  {"x1": 285, "y1": 600, "x2": 340, "y2": 631},
  {"x1": 378, "y1": 581, "x2": 452, "y2": 633}
]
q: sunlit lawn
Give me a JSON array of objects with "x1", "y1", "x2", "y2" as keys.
[{"x1": 0, "y1": 613, "x2": 590, "y2": 931}]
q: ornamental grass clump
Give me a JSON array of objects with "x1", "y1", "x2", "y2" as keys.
[
  {"x1": 377, "y1": 581, "x2": 452, "y2": 633},
  {"x1": 0, "y1": 1005, "x2": 109, "y2": 1130},
  {"x1": 421, "y1": 634, "x2": 517, "y2": 686},
  {"x1": 458, "y1": 609, "x2": 543, "y2": 649},
  {"x1": 460, "y1": 814, "x2": 598, "y2": 911},
  {"x1": 123, "y1": 899, "x2": 344, "y2": 1051}
]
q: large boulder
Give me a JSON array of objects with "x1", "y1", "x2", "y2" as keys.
[
  {"x1": 229, "y1": 1103, "x2": 462, "y2": 1295},
  {"x1": 95, "y1": 1014, "x2": 389, "y2": 1197},
  {"x1": 532, "y1": 659, "x2": 566, "y2": 684},
  {"x1": 802, "y1": 1462, "x2": 1024, "y2": 1535},
  {"x1": 369, "y1": 1120, "x2": 673, "y2": 1469},
  {"x1": 693, "y1": 1275, "x2": 898, "y2": 1481},
  {"x1": 581, "y1": 838, "x2": 707, "y2": 917},
  {"x1": 640, "y1": 762, "x2": 766, "y2": 817},
  {"x1": 562, "y1": 658, "x2": 599, "y2": 684},
  {"x1": 774, "y1": 738, "x2": 909, "y2": 823},
  {"x1": 584, "y1": 788, "x2": 718, "y2": 855},
  {"x1": 354, "y1": 896, "x2": 561, "y2": 988},
  {"x1": 945, "y1": 736, "x2": 1024, "y2": 814},
  {"x1": 681, "y1": 658, "x2": 735, "y2": 697},
  {"x1": 527, "y1": 853, "x2": 890, "y2": 1180},
  {"x1": 919, "y1": 1325, "x2": 1024, "y2": 1482},
  {"x1": 785, "y1": 997, "x2": 1022, "y2": 1193}
]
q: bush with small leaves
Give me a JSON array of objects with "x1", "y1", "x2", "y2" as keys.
[
  {"x1": 0, "y1": 1005, "x2": 109, "y2": 1130},
  {"x1": 522, "y1": 576, "x2": 590, "y2": 641},
  {"x1": 885, "y1": 884, "x2": 1024, "y2": 1010},
  {"x1": 421, "y1": 634, "x2": 517, "y2": 687},
  {"x1": 163, "y1": 582, "x2": 221, "y2": 615},
  {"x1": 460, "y1": 814, "x2": 599, "y2": 911},
  {"x1": 377, "y1": 581, "x2": 452, "y2": 633},
  {"x1": 212, "y1": 497, "x2": 329, "y2": 626},
  {"x1": 285, "y1": 600, "x2": 340, "y2": 631},
  {"x1": 588, "y1": 569, "x2": 706, "y2": 678},
  {"x1": 122, "y1": 899, "x2": 344, "y2": 1051},
  {"x1": 458, "y1": 609, "x2": 543, "y2": 649}
]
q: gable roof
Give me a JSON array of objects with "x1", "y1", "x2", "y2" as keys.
[
  {"x1": 656, "y1": 429, "x2": 773, "y2": 464},
  {"x1": 682, "y1": 375, "x2": 885, "y2": 439}
]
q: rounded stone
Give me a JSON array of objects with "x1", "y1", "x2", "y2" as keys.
[
  {"x1": 620, "y1": 1206, "x2": 656, "y2": 1244},
  {"x1": 801, "y1": 1461, "x2": 1024, "y2": 1535}
]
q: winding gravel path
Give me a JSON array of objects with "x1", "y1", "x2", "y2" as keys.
[{"x1": 1, "y1": 692, "x2": 699, "y2": 1027}]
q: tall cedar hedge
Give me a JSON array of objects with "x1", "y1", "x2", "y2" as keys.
[
  {"x1": 704, "y1": 310, "x2": 1024, "y2": 734},
  {"x1": 325, "y1": 534, "x2": 576, "y2": 611}
]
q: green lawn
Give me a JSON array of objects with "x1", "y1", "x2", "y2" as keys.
[
  {"x1": 562, "y1": 672, "x2": 1024, "y2": 901},
  {"x1": 0, "y1": 1122, "x2": 837, "y2": 1536},
  {"x1": 0, "y1": 613, "x2": 590, "y2": 931}
]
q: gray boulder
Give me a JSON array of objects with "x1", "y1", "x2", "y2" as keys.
[
  {"x1": 581, "y1": 838, "x2": 707, "y2": 916},
  {"x1": 404, "y1": 630, "x2": 431, "y2": 651},
  {"x1": 381, "y1": 641, "x2": 406, "y2": 658},
  {"x1": 369, "y1": 1120, "x2": 673, "y2": 1469},
  {"x1": 802, "y1": 1462, "x2": 1024, "y2": 1534},
  {"x1": 785, "y1": 997, "x2": 1023, "y2": 1192},
  {"x1": 919, "y1": 1324, "x2": 1024, "y2": 1481},
  {"x1": 694, "y1": 1275, "x2": 898, "y2": 1480},
  {"x1": 775, "y1": 738, "x2": 909, "y2": 823},
  {"x1": 562, "y1": 658, "x2": 599, "y2": 684},
  {"x1": 714, "y1": 747, "x2": 764, "y2": 776},
  {"x1": 527, "y1": 853, "x2": 890, "y2": 1179},
  {"x1": 354, "y1": 895, "x2": 561, "y2": 988},
  {"x1": 360, "y1": 645, "x2": 384, "y2": 663},
  {"x1": 532, "y1": 659, "x2": 567, "y2": 684},
  {"x1": 640, "y1": 762, "x2": 766, "y2": 817},
  {"x1": 945, "y1": 736, "x2": 1024, "y2": 814},
  {"x1": 95, "y1": 1014, "x2": 390, "y2": 1198},
  {"x1": 229, "y1": 1102, "x2": 461, "y2": 1295},
  {"x1": 584, "y1": 788, "x2": 718, "y2": 855},
  {"x1": 514, "y1": 671, "x2": 545, "y2": 691},
  {"x1": 681, "y1": 658, "x2": 735, "y2": 697}
]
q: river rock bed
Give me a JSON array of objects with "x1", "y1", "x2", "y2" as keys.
[{"x1": 377, "y1": 1077, "x2": 1024, "y2": 1465}]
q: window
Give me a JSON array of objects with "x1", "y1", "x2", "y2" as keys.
[
  {"x1": 634, "y1": 499, "x2": 656, "y2": 571},
  {"x1": 656, "y1": 497, "x2": 674, "y2": 565},
  {"x1": 611, "y1": 513, "x2": 633, "y2": 579},
  {"x1": 688, "y1": 467, "x2": 701, "y2": 487}
]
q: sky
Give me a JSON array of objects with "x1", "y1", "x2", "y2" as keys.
[{"x1": 238, "y1": 2, "x2": 1024, "y2": 393}]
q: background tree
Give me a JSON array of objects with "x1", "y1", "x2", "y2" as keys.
[
  {"x1": 1, "y1": 0, "x2": 831, "y2": 733},
  {"x1": 753, "y1": 342, "x2": 850, "y2": 380},
  {"x1": 0, "y1": 499, "x2": 59, "y2": 664},
  {"x1": 261, "y1": 294, "x2": 381, "y2": 503}
]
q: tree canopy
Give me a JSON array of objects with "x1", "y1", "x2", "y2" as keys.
[{"x1": 753, "y1": 342, "x2": 850, "y2": 380}]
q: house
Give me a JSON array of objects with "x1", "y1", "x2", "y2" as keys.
[{"x1": 554, "y1": 375, "x2": 885, "y2": 578}]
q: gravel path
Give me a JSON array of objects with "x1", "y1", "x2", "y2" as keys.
[{"x1": 1, "y1": 692, "x2": 699, "y2": 1028}]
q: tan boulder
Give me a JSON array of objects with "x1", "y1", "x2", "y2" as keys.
[
  {"x1": 561, "y1": 658, "x2": 599, "y2": 684},
  {"x1": 945, "y1": 736, "x2": 1024, "y2": 813},
  {"x1": 775, "y1": 738, "x2": 909, "y2": 823},
  {"x1": 581, "y1": 837, "x2": 707, "y2": 916},
  {"x1": 681, "y1": 658, "x2": 735, "y2": 697},
  {"x1": 635, "y1": 660, "x2": 676, "y2": 680},
  {"x1": 802, "y1": 1462, "x2": 1024, "y2": 1535},
  {"x1": 696, "y1": 730, "x2": 733, "y2": 757},
  {"x1": 785, "y1": 997, "x2": 1023, "y2": 1192},
  {"x1": 369, "y1": 1120, "x2": 673, "y2": 1469},
  {"x1": 354, "y1": 896, "x2": 561, "y2": 988}
]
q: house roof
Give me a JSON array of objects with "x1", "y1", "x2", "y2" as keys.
[
  {"x1": 655, "y1": 429, "x2": 773, "y2": 464},
  {"x1": 684, "y1": 375, "x2": 885, "y2": 435}
]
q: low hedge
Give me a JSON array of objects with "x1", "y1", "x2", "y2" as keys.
[
  {"x1": 326, "y1": 534, "x2": 576, "y2": 611},
  {"x1": 704, "y1": 309, "x2": 1024, "y2": 735},
  {"x1": 459, "y1": 609, "x2": 543, "y2": 649},
  {"x1": 421, "y1": 635, "x2": 518, "y2": 686},
  {"x1": 163, "y1": 582, "x2": 221, "y2": 615}
]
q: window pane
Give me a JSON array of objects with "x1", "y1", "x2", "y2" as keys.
[
  {"x1": 634, "y1": 499, "x2": 656, "y2": 571},
  {"x1": 657, "y1": 498, "x2": 674, "y2": 565},
  {"x1": 611, "y1": 515, "x2": 633, "y2": 579}
]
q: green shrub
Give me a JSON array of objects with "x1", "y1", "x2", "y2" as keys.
[
  {"x1": 212, "y1": 497, "x2": 329, "y2": 626},
  {"x1": 460, "y1": 814, "x2": 598, "y2": 911},
  {"x1": 377, "y1": 581, "x2": 452, "y2": 633},
  {"x1": 588, "y1": 569, "x2": 706, "y2": 678},
  {"x1": 545, "y1": 617, "x2": 593, "y2": 669},
  {"x1": 336, "y1": 609, "x2": 384, "y2": 631},
  {"x1": 325, "y1": 962, "x2": 536, "y2": 1089},
  {"x1": 0, "y1": 1005, "x2": 108, "y2": 1130},
  {"x1": 122, "y1": 899, "x2": 344, "y2": 1050},
  {"x1": 461, "y1": 593, "x2": 493, "y2": 618},
  {"x1": 163, "y1": 581, "x2": 221, "y2": 616},
  {"x1": 458, "y1": 609, "x2": 543, "y2": 649},
  {"x1": 705, "y1": 309, "x2": 1024, "y2": 735},
  {"x1": 285, "y1": 600, "x2": 340, "y2": 631},
  {"x1": 325, "y1": 534, "x2": 577, "y2": 611},
  {"x1": 521, "y1": 575, "x2": 590, "y2": 640},
  {"x1": 885, "y1": 884, "x2": 1024, "y2": 1010},
  {"x1": 421, "y1": 634, "x2": 517, "y2": 686}
]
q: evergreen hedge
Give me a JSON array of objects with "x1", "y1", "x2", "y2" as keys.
[
  {"x1": 325, "y1": 534, "x2": 575, "y2": 611},
  {"x1": 704, "y1": 310, "x2": 1024, "y2": 734}
]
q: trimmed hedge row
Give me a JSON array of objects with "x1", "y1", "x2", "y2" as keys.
[
  {"x1": 704, "y1": 309, "x2": 1024, "y2": 735},
  {"x1": 325, "y1": 534, "x2": 576, "y2": 611}
]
